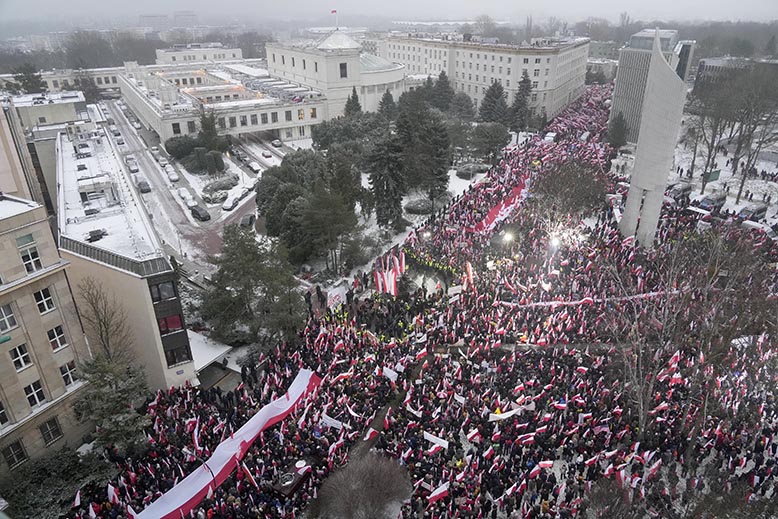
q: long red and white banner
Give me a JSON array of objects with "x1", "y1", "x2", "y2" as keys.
[
  {"x1": 465, "y1": 183, "x2": 526, "y2": 234},
  {"x1": 135, "y1": 370, "x2": 322, "y2": 519},
  {"x1": 491, "y1": 291, "x2": 670, "y2": 310}
]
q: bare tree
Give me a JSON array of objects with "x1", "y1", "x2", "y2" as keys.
[
  {"x1": 313, "y1": 453, "x2": 411, "y2": 519},
  {"x1": 78, "y1": 277, "x2": 134, "y2": 361}
]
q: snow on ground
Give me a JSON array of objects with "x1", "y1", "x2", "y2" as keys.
[
  {"x1": 188, "y1": 330, "x2": 233, "y2": 372},
  {"x1": 244, "y1": 142, "x2": 283, "y2": 167},
  {"x1": 287, "y1": 138, "x2": 313, "y2": 150},
  {"x1": 671, "y1": 138, "x2": 778, "y2": 221},
  {"x1": 220, "y1": 345, "x2": 252, "y2": 374}
]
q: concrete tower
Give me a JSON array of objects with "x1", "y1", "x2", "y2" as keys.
[{"x1": 619, "y1": 30, "x2": 687, "y2": 247}]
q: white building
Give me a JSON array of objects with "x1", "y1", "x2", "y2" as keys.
[
  {"x1": 620, "y1": 31, "x2": 687, "y2": 247},
  {"x1": 155, "y1": 43, "x2": 243, "y2": 65},
  {"x1": 611, "y1": 29, "x2": 695, "y2": 142},
  {"x1": 55, "y1": 129, "x2": 195, "y2": 390},
  {"x1": 266, "y1": 31, "x2": 408, "y2": 117},
  {"x1": 378, "y1": 35, "x2": 589, "y2": 118}
]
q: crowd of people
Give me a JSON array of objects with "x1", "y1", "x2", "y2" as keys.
[{"x1": 68, "y1": 83, "x2": 778, "y2": 519}]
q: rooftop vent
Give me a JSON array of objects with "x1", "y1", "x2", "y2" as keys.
[{"x1": 86, "y1": 229, "x2": 108, "y2": 243}]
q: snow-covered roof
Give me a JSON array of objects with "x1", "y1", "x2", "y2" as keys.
[
  {"x1": 188, "y1": 330, "x2": 232, "y2": 373},
  {"x1": 12, "y1": 90, "x2": 84, "y2": 107},
  {"x1": 57, "y1": 130, "x2": 163, "y2": 262},
  {"x1": 360, "y1": 53, "x2": 404, "y2": 73},
  {"x1": 222, "y1": 63, "x2": 270, "y2": 78},
  {"x1": 0, "y1": 193, "x2": 40, "y2": 220},
  {"x1": 316, "y1": 30, "x2": 362, "y2": 51}
]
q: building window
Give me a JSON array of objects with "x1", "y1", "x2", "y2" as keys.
[
  {"x1": 48, "y1": 325, "x2": 68, "y2": 351},
  {"x1": 315, "y1": 62, "x2": 318, "y2": 73},
  {"x1": 165, "y1": 345, "x2": 192, "y2": 367},
  {"x1": 250, "y1": 114, "x2": 258, "y2": 125},
  {"x1": 2, "y1": 440, "x2": 27, "y2": 468},
  {"x1": 261, "y1": 113, "x2": 268, "y2": 124},
  {"x1": 196, "y1": 77, "x2": 202, "y2": 84},
  {"x1": 96, "y1": 77, "x2": 103, "y2": 85},
  {"x1": 507, "y1": 80, "x2": 510, "y2": 87},
  {"x1": 310, "y1": 107, "x2": 317, "y2": 119},
  {"x1": 285, "y1": 110, "x2": 292, "y2": 122},
  {"x1": 0, "y1": 304, "x2": 17, "y2": 332},
  {"x1": 10, "y1": 344, "x2": 32, "y2": 371},
  {"x1": 531, "y1": 92, "x2": 538, "y2": 101},
  {"x1": 534, "y1": 69, "x2": 540, "y2": 77},
  {"x1": 532, "y1": 81, "x2": 538, "y2": 89},
  {"x1": 271, "y1": 112, "x2": 278, "y2": 123},
  {"x1": 34, "y1": 287, "x2": 55, "y2": 313},
  {"x1": 24, "y1": 380, "x2": 46, "y2": 407},
  {"x1": 187, "y1": 121, "x2": 196, "y2": 134},
  {"x1": 281, "y1": 55, "x2": 285, "y2": 65},
  {"x1": 150, "y1": 281, "x2": 176, "y2": 302},
  {"x1": 52, "y1": 80, "x2": 59, "y2": 89},
  {"x1": 240, "y1": 115, "x2": 247, "y2": 126},
  {"x1": 229, "y1": 117, "x2": 237, "y2": 128},
  {"x1": 172, "y1": 123, "x2": 181, "y2": 135},
  {"x1": 545, "y1": 69, "x2": 549, "y2": 76},
  {"x1": 302, "y1": 59, "x2": 306, "y2": 70},
  {"x1": 272, "y1": 53, "x2": 276, "y2": 63},
  {"x1": 0, "y1": 401, "x2": 8, "y2": 426},
  {"x1": 60, "y1": 361, "x2": 78, "y2": 386},
  {"x1": 112, "y1": 76, "x2": 117, "y2": 83},
  {"x1": 158, "y1": 314, "x2": 183, "y2": 335},
  {"x1": 299, "y1": 126, "x2": 305, "y2": 136},
  {"x1": 291, "y1": 57, "x2": 295, "y2": 67},
  {"x1": 40, "y1": 417, "x2": 63, "y2": 445},
  {"x1": 339, "y1": 63, "x2": 348, "y2": 78},
  {"x1": 535, "y1": 58, "x2": 541, "y2": 64},
  {"x1": 17, "y1": 234, "x2": 42, "y2": 273},
  {"x1": 298, "y1": 109, "x2": 304, "y2": 121}
]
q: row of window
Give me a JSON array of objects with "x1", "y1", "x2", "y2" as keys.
[
  {"x1": 49, "y1": 75, "x2": 117, "y2": 90},
  {"x1": 2, "y1": 417, "x2": 63, "y2": 468},
  {"x1": 1, "y1": 359, "x2": 76, "y2": 422},
  {"x1": 388, "y1": 44, "x2": 448, "y2": 59},
  {"x1": 171, "y1": 108, "x2": 318, "y2": 136},
  {"x1": 270, "y1": 54, "x2": 322, "y2": 75},
  {"x1": 0, "y1": 285, "x2": 56, "y2": 333},
  {"x1": 170, "y1": 52, "x2": 237, "y2": 62},
  {"x1": 9, "y1": 325, "x2": 70, "y2": 367},
  {"x1": 173, "y1": 76, "x2": 203, "y2": 86}
]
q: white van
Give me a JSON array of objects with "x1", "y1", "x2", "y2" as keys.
[{"x1": 248, "y1": 161, "x2": 262, "y2": 174}]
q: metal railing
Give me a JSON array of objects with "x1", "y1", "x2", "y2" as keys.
[{"x1": 59, "y1": 236, "x2": 171, "y2": 277}]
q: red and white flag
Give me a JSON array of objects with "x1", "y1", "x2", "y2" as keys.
[
  {"x1": 127, "y1": 504, "x2": 139, "y2": 518},
  {"x1": 428, "y1": 482, "x2": 449, "y2": 505},
  {"x1": 73, "y1": 489, "x2": 81, "y2": 508},
  {"x1": 364, "y1": 427, "x2": 379, "y2": 441},
  {"x1": 538, "y1": 460, "x2": 554, "y2": 469},
  {"x1": 107, "y1": 483, "x2": 120, "y2": 505},
  {"x1": 242, "y1": 461, "x2": 259, "y2": 488},
  {"x1": 331, "y1": 8, "x2": 337, "y2": 13}
]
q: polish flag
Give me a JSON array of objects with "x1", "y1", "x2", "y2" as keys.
[
  {"x1": 467, "y1": 429, "x2": 482, "y2": 442},
  {"x1": 331, "y1": 9, "x2": 337, "y2": 13},
  {"x1": 647, "y1": 459, "x2": 662, "y2": 479},
  {"x1": 455, "y1": 471, "x2": 466, "y2": 482},
  {"x1": 536, "y1": 425, "x2": 548, "y2": 434},
  {"x1": 585, "y1": 455, "x2": 599, "y2": 466},
  {"x1": 553, "y1": 402, "x2": 567, "y2": 410},
  {"x1": 89, "y1": 503, "x2": 97, "y2": 519},
  {"x1": 242, "y1": 461, "x2": 259, "y2": 488},
  {"x1": 576, "y1": 366, "x2": 588, "y2": 374},
  {"x1": 529, "y1": 465, "x2": 542, "y2": 479},
  {"x1": 427, "y1": 444, "x2": 444, "y2": 455},
  {"x1": 192, "y1": 416, "x2": 201, "y2": 454},
  {"x1": 428, "y1": 482, "x2": 449, "y2": 505},
  {"x1": 127, "y1": 504, "x2": 139, "y2": 518},
  {"x1": 538, "y1": 460, "x2": 554, "y2": 469},
  {"x1": 504, "y1": 481, "x2": 518, "y2": 496},
  {"x1": 206, "y1": 484, "x2": 214, "y2": 500},
  {"x1": 517, "y1": 479, "x2": 527, "y2": 495},
  {"x1": 483, "y1": 445, "x2": 495, "y2": 459},
  {"x1": 107, "y1": 483, "x2": 120, "y2": 505}
]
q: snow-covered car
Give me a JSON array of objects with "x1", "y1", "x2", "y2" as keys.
[
  {"x1": 248, "y1": 161, "x2": 262, "y2": 174},
  {"x1": 164, "y1": 165, "x2": 179, "y2": 182},
  {"x1": 177, "y1": 187, "x2": 192, "y2": 200},
  {"x1": 271, "y1": 139, "x2": 282, "y2": 148},
  {"x1": 222, "y1": 195, "x2": 239, "y2": 211},
  {"x1": 261, "y1": 151, "x2": 272, "y2": 159},
  {"x1": 238, "y1": 187, "x2": 251, "y2": 199},
  {"x1": 158, "y1": 157, "x2": 169, "y2": 167}
]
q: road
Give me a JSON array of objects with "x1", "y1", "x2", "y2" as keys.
[{"x1": 102, "y1": 101, "x2": 256, "y2": 269}]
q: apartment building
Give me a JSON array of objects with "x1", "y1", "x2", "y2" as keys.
[
  {"x1": 1, "y1": 105, "x2": 43, "y2": 205},
  {"x1": 55, "y1": 129, "x2": 195, "y2": 390},
  {"x1": 380, "y1": 35, "x2": 589, "y2": 118},
  {"x1": 0, "y1": 193, "x2": 91, "y2": 469}
]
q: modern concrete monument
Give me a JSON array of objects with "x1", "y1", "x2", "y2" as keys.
[{"x1": 619, "y1": 30, "x2": 687, "y2": 247}]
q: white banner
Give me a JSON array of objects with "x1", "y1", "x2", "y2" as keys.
[
  {"x1": 424, "y1": 431, "x2": 449, "y2": 450},
  {"x1": 136, "y1": 370, "x2": 321, "y2": 519},
  {"x1": 383, "y1": 366, "x2": 399, "y2": 382},
  {"x1": 321, "y1": 413, "x2": 344, "y2": 430}
]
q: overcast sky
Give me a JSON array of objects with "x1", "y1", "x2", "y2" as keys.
[{"x1": 0, "y1": 0, "x2": 775, "y2": 24}]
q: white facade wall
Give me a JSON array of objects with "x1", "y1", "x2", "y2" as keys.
[
  {"x1": 155, "y1": 47, "x2": 243, "y2": 64},
  {"x1": 382, "y1": 38, "x2": 588, "y2": 118}
]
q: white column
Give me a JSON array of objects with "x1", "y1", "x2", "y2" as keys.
[
  {"x1": 636, "y1": 188, "x2": 664, "y2": 248},
  {"x1": 620, "y1": 184, "x2": 643, "y2": 237}
]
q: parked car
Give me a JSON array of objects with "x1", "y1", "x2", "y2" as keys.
[
  {"x1": 248, "y1": 161, "x2": 262, "y2": 174},
  {"x1": 166, "y1": 170, "x2": 180, "y2": 182},
  {"x1": 261, "y1": 151, "x2": 272, "y2": 159},
  {"x1": 158, "y1": 157, "x2": 169, "y2": 167},
  {"x1": 191, "y1": 205, "x2": 211, "y2": 221},
  {"x1": 271, "y1": 139, "x2": 282, "y2": 148},
  {"x1": 116, "y1": 138, "x2": 125, "y2": 145},
  {"x1": 238, "y1": 187, "x2": 251, "y2": 200},
  {"x1": 222, "y1": 195, "x2": 239, "y2": 211},
  {"x1": 240, "y1": 213, "x2": 256, "y2": 228},
  {"x1": 126, "y1": 160, "x2": 139, "y2": 173},
  {"x1": 132, "y1": 121, "x2": 142, "y2": 130},
  {"x1": 668, "y1": 182, "x2": 692, "y2": 199},
  {"x1": 698, "y1": 192, "x2": 727, "y2": 212},
  {"x1": 137, "y1": 180, "x2": 151, "y2": 193},
  {"x1": 737, "y1": 203, "x2": 768, "y2": 222}
]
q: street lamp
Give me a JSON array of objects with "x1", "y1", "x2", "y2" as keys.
[
  {"x1": 550, "y1": 235, "x2": 561, "y2": 248},
  {"x1": 503, "y1": 232, "x2": 513, "y2": 244},
  {"x1": 422, "y1": 231, "x2": 431, "y2": 239},
  {"x1": 182, "y1": 447, "x2": 216, "y2": 486}
]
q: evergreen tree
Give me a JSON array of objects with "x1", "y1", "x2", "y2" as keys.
[
  {"x1": 449, "y1": 91, "x2": 476, "y2": 122},
  {"x1": 378, "y1": 90, "x2": 397, "y2": 120},
  {"x1": 420, "y1": 76, "x2": 436, "y2": 105},
  {"x1": 303, "y1": 184, "x2": 358, "y2": 272},
  {"x1": 73, "y1": 68, "x2": 102, "y2": 103},
  {"x1": 367, "y1": 133, "x2": 406, "y2": 229},
  {"x1": 609, "y1": 111, "x2": 628, "y2": 150},
  {"x1": 417, "y1": 114, "x2": 451, "y2": 211},
  {"x1": 432, "y1": 70, "x2": 455, "y2": 112},
  {"x1": 472, "y1": 122, "x2": 510, "y2": 165},
  {"x1": 199, "y1": 111, "x2": 220, "y2": 151},
  {"x1": 344, "y1": 86, "x2": 362, "y2": 117},
  {"x1": 8, "y1": 62, "x2": 46, "y2": 94},
  {"x1": 478, "y1": 81, "x2": 510, "y2": 126},
  {"x1": 509, "y1": 70, "x2": 533, "y2": 131}
]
